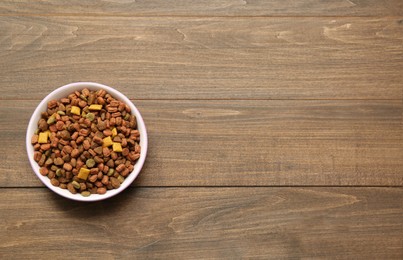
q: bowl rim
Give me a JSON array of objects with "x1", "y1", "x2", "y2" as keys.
[{"x1": 26, "y1": 82, "x2": 148, "y2": 202}]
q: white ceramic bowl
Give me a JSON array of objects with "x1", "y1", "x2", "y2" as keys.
[{"x1": 26, "y1": 82, "x2": 147, "y2": 202}]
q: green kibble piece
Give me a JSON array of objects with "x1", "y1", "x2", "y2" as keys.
[
  {"x1": 81, "y1": 191, "x2": 91, "y2": 197},
  {"x1": 86, "y1": 113, "x2": 95, "y2": 121},
  {"x1": 34, "y1": 128, "x2": 40, "y2": 135},
  {"x1": 71, "y1": 181, "x2": 80, "y2": 189},
  {"x1": 86, "y1": 159, "x2": 96, "y2": 168},
  {"x1": 47, "y1": 116, "x2": 56, "y2": 125},
  {"x1": 107, "y1": 168, "x2": 115, "y2": 176},
  {"x1": 79, "y1": 94, "x2": 87, "y2": 101},
  {"x1": 55, "y1": 169, "x2": 63, "y2": 177},
  {"x1": 117, "y1": 175, "x2": 125, "y2": 184},
  {"x1": 124, "y1": 114, "x2": 130, "y2": 120}
]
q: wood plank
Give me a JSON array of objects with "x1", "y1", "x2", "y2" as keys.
[
  {"x1": 0, "y1": 187, "x2": 402, "y2": 259},
  {"x1": 1, "y1": 100, "x2": 402, "y2": 187},
  {"x1": 0, "y1": 0, "x2": 402, "y2": 16},
  {"x1": 0, "y1": 17, "x2": 402, "y2": 100}
]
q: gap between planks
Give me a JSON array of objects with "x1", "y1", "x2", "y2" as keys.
[{"x1": 0, "y1": 13, "x2": 402, "y2": 18}]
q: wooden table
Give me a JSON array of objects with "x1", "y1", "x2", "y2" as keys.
[{"x1": 1, "y1": 1, "x2": 402, "y2": 259}]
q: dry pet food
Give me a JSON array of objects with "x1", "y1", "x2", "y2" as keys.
[{"x1": 31, "y1": 88, "x2": 141, "y2": 196}]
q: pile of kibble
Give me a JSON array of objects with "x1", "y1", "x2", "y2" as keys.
[{"x1": 31, "y1": 88, "x2": 141, "y2": 196}]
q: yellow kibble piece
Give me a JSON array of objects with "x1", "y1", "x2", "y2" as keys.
[
  {"x1": 102, "y1": 136, "x2": 113, "y2": 147},
  {"x1": 77, "y1": 168, "x2": 90, "y2": 180},
  {"x1": 112, "y1": 142, "x2": 122, "y2": 152},
  {"x1": 38, "y1": 132, "x2": 48, "y2": 144},
  {"x1": 71, "y1": 106, "x2": 81, "y2": 115},
  {"x1": 89, "y1": 104, "x2": 103, "y2": 111},
  {"x1": 111, "y1": 128, "x2": 117, "y2": 137}
]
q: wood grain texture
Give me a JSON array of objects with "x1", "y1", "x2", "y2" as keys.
[
  {"x1": 0, "y1": 17, "x2": 402, "y2": 99},
  {"x1": 0, "y1": 187, "x2": 402, "y2": 259},
  {"x1": 0, "y1": 0, "x2": 402, "y2": 16},
  {"x1": 1, "y1": 100, "x2": 402, "y2": 187}
]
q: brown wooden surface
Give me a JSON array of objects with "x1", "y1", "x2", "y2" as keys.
[
  {"x1": 1, "y1": 17, "x2": 403, "y2": 100},
  {"x1": 0, "y1": 188, "x2": 402, "y2": 259},
  {"x1": 1, "y1": 100, "x2": 402, "y2": 187},
  {"x1": 0, "y1": 0, "x2": 402, "y2": 16},
  {"x1": 0, "y1": 1, "x2": 402, "y2": 259}
]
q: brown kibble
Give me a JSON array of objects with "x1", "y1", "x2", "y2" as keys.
[
  {"x1": 48, "y1": 171, "x2": 55, "y2": 179},
  {"x1": 106, "y1": 106, "x2": 118, "y2": 113},
  {"x1": 71, "y1": 148, "x2": 80, "y2": 158},
  {"x1": 94, "y1": 146, "x2": 103, "y2": 155},
  {"x1": 102, "y1": 147, "x2": 111, "y2": 157},
  {"x1": 76, "y1": 136, "x2": 84, "y2": 144},
  {"x1": 89, "y1": 174, "x2": 98, "y2": 183},
  {"x1": 40, "y1": 143, "x2": 51, "y2": 151},
  {"x1": 122, "y1": 148, "x2": 130, "y2": 156},
  {"x1": 88, "y1": 149, "x2": 96, "y2": 157},
  {"x1": 103, "y1": 129, "x2": 112, "y2": 136},
  {"x1": 50, "y1": 178, "x2": 60, "y2": 186},
  {"x1": 93, "y1": 135, "x2": 103, "y2": 145},
  {"x1": 61, "y1": 98, "x2": 70, "y2": 104},
  {"x1": 34, "y1": 143, "x2": 41, "y2": 151},
  {"x1": 60, "y1": 130, "x2": 71, "y2": 140},
  {"x1": 83, "y1": 139, "x2": 91, "y2": 150},
  {"x1": 79, "y1": 129, "x2": 90, "y2": 136},
  {"x1": 50, "y1": 137, "x2": 59, "y2": 147},
  {"x1": 80, "y1": 182, "x2": 87, "y2": 191},
  {"x1": 110, "y1": 177, "x2": 121, "y2": 189},
  {"x1": 121, "y1": 168, "x2": 130, "y2": 177},
  {"x1": 53, "y1": 157, "x2": 64, "y2": 166},
  {"x1": 134, "y1": 143, "x2": 141, "y2": 153},
  {"x1": 95, "y1": 181, "x2": 103, "y2": 188},
  {"x1": 34, "y1": 152, "x2": 42, "y2": 162},
  {"x1": 116, "y1": 164, "x2": 125, "y2": 173},
  {"x1": 71, "y1": 131, "x2": 79, "y2": 140},
  {"x1": 121, "y1": 138, "x2": 127, "y2": 147},
  {"x1": 106, "y1": 159, "x2": 114, "y2": 168},
  {"x1": 38, "y1": 154, "x2": 46, "y2": 166},
  {"x1": 97, "y1": 187, "x2": 107, "y2": 194},
  {"x1": 90, "y1": 168, "x2": 99, "y2": 175},
  {"x1": 63, "y1": 163, "x2": 73, "y2": 171},
  {"x1": 101, "y1": 175, "x2": 109, "y2": 185},
  {"x1": 125, "y1": 104, "x2": 131, "y2": 113},
  {"x1": 48, "y1": 100, "x2": 58, "y2": 109},
  {"x1": 55, "y1": 121, "x2": 65, "y2": 131},
  {"x1": 78, "y1": 100, "x2": 87, "y2": 108},
  {"x1": 97, "y1": 96, "x2": 105, "y2": 105},
  {"x1": 39, "y1": 167, "x2": 48, "y2": 176},
  {"x1": 111, "y1": 151, "x2": 118, "y2": 160},
  {"x1": 128, "y1": 152, "x2": 140, "y2": 162},
  {"x1": 97, "y1": 121, "x2": 106, "y2": 131},
  {"x1": 45, "y1": 158, "x2": 53, "y2": 166},
  {"x1": 63, "y1": 145, "x2": 73, "y2": 154},
  {"x1": 67, "y1": 183, "x2": 77, "y2": 194},
  {"x1": 38, "y1": 118, "x2": 48, "y2": 131},
  {"x1": 31, "y1": 135, "x2": 39, "y2": 144}
]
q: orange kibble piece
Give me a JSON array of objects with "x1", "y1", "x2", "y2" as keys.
[
  {"x1": 112, "y1": 142, "x2": 122, "y2": 152},
  {"x1": 77, "y1": 168, "x2": 90, "y2": 180}
]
